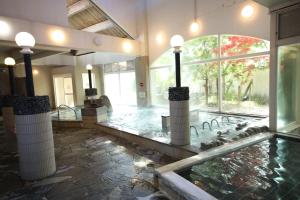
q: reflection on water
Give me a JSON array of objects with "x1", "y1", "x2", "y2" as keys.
[
  {"x1": 178, "y1": 137, "x2": 300, "y2": 200},
  {"x1": 51, "y1": 107, "x2": 82, "y2": 121},
  {"x1": 51, "y1": 105, "x2": 263, "y2": 147},
  {"x1": 103, "y1": 106, "x2": 262, "y2": 146}
]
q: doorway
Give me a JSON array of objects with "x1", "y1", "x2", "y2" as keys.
[{"x1": 53, "y1": 74, "x2": 75, "y2": 107}]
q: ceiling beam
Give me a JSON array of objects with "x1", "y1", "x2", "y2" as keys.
[
  {"x1": 82, "y1": 20, "x2": 114, "y2": 33},
  {"x1": 68, "y1": 0, "x2": 91, "y2": 16}
]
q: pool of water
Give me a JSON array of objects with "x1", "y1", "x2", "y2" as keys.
[
  {"x1": 102, "y1": 106, "x2": 264, "y2": 148},
  {"x1": 51, "y1": 106, "x2": 82, "y2": 121},
  {"x1": 177, "y1": 137, "x2": 300, "y2": 200},
  {"x1": 51, "y1": 105, "x2": 265, "y2": 149}
]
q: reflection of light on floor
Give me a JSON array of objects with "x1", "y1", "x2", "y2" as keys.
[
  {"x1": 152, "y1": 137, "x2": 168, "y2": 143},
  {"x1": 277, "y1": 119, "x2": 286, "y2": 130},
  {"x1": 134, "y1": 159, "x2": 150, "y2": 168},
  {"x1": 113, "y1": 145, "x2": 125, "y2": 153},
  {"x1": 104, "y1": 141, "x2": 112, "y2": 144}
]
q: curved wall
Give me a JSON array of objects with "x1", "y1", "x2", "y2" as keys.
[{"x1": 147, "y1": 0, "x2": 270, "y2": 64}]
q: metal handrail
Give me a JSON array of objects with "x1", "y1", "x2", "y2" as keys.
[{"x1": 57, "y1": 104, "x2": 78, "y2": 120}]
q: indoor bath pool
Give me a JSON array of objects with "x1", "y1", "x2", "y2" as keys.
[
  {"x1": 177, "y1": 137, "x2": 300, "y2": 200},
  {"x1": 101, "y1": 106, "x2": 265, "y2": 148}
]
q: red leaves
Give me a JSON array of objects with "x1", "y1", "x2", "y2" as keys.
[{"x1": 221, "y1": 35, "x2": 262, "y2": 57}]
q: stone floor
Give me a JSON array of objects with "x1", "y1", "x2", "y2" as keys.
[{"x1": 0, "y1": 119, "x2": 175, "y2": 200}]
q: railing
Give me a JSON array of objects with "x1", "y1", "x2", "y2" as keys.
[{"x1": 57, "y1": 104, "x2": 78, "y2": 120}]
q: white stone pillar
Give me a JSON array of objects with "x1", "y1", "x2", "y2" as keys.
[
  {"x1": 169, "y1": 87, "x2": 190, "y2": 146},
  {"x1": 14, "y1": 96, "x2": 56, "y2": 180}
]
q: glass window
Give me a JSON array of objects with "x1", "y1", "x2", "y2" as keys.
[
  {"x1": 150, "y1": 67, "x2": 174, "y2": 106},
  {"x1": 152, "y1": 35, "x2": 219, "y2": 67},
  {"x1": 221, "y1": 35, "x2": 270, "y2": 57},
  {"x1": 104, "y1": 73, "x2": 120, "y2": 105},
  {"x1": 120, "y1": 72, "x2": 137, "y2": 105},
  {"x1": 181, "y1": 35, "x2": 218, "y2": 63},
  {"x1": 221, "y1": 55, "x2": 269, "y2": 115},
  {"x1": 82, "y1": 73, "x2": 96, "y2": 89},
  {"x1": 182, "y1": 62, "x2": 218, "y2": 111},
  {"x1": 150, "y1": 34, "x2": 270, "y2": 116},
  {"x1": 103, "y1": 60, "x2": 137, "y2": 106}
]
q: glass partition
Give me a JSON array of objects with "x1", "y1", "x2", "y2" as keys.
[{"x1": 277, "y1": 44, "x2": 300, "y2": 130}]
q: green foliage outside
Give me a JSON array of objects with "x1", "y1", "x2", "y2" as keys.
[{"x1": 151, "y1": 34, "x2": 270, "y2": 114}]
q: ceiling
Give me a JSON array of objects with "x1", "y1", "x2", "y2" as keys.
[
  {"x1": 253, "y1": 0, "x2": 296, "y2": 8},
  {"x1": 67, "y1": 0, "x2": 133, "y2": 39},
  {"x1": 0, "y1": 45, "x2": 62, "y2": 66}
]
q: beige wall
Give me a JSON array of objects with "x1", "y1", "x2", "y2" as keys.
[
  {"x1": 0, "y1": 15, "x2": 140, "y2": 57},
  {"x1": 52, "y1": 66, "x2": 76, "y2": 107},
  {"x1": 147, "y1": 0, "x2": 270, "y2": 64},
  {"x1": 15, "y1": 64, "x2": 56, "y2": 108}
]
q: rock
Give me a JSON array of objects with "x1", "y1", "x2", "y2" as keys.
[
  {"x1": 236, "y1": 122, "x2": 248, "y2": 130},
  {"x1": 260, "y1": 126, "x2": 269, "y2": 132},
  {"x1": 217, "y1": 137, "x2": 226, "y2": 142},
  {"x1": 245, "y1": 129, "x2": 254, "y2": 135},
  {"x1": 200, "y1": 143, "x2": 209, "y2": 150}
]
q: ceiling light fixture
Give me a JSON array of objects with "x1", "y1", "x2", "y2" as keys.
[
  {"x1": 123, "y1": 41, "x2": 132, "y2": 53},
  {"x1": 33, "y1": 69, "x2": 39, "y2": 75},
  {"x1": 0, "y1": 20, "x2": 10, "y2": 36},
  {"x1": 156, "y1": 33, "x2": 164, "y2": 45},
  {"x1": 50, "y1": 30, "x2": 65, "y2": 43},
  {"x1": 4, "y1": 57, "x2": 16, "y2": 66},
  {"x1": 86, "y1": 64, "x2": 93, "y2": 70},
  {"x1": 241, "y1": 5, "x2": 254, "y2": 18},
  {"x1": 190, "y1": 0, "x2": 200, "y2": 33}
]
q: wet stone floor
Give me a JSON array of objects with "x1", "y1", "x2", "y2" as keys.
[{"x1": 0, "y1": 120, "x2": 175, "y2": 200}]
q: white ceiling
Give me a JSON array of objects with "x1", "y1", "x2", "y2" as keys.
[{"x1": 253, "y1": 0, "x2": 294, "y2": 8}]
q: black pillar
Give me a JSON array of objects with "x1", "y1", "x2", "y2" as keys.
[
  {"x1": 23, "y1": 53, "x2": 35, "y2": 97},
  {"x1": 175, "y1": 52, "x2": 181, "y2": 87},
  {"x1": 88, "y1": 69, "x2": 92, "y2": 89},
  {"x1": 8, "y1": 66, "x2": 16, "y2": 96}
]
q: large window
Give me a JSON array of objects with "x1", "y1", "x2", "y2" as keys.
[
  {"x1": 150, "y1": 34, "x2": 270, "y2": 116},
  {"x1": 103, "y1": 61, "x2": 137, "y2": 106},
  {"x1": 82, "y1": 73, "x2": 95, "y2": 89}
]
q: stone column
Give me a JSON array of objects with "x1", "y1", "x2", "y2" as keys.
[
  {"x1": 169, "y1": 87, "x2": 190, "y2": 146},
  {"x1": 2, "y1": 96, "x2": 16, "y2": 135},
  {"x1": 14, "y1": 96, "x2": 56, "y2": 180},
  {"x1": 82, "y1": 88, "x2": 109, "y2": 128}
]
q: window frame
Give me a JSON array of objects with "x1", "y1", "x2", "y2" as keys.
[{"x1": 150, "y1": 34, "x2": 270, "y2": 116}]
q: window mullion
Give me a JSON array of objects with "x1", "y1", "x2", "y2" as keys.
[{"x1": 218, "y1": 34, "x2": 222, "y2": 113}]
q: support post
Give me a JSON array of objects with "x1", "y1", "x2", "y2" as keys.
[
  {"x1": 88, "y1": 69, "x2": 92, "y2": 89},
  {"x1": 175, "y1": 52, "x2": 181, "y2": 87},
  {"x1": 23, "y1": 54, "x2": 35, "y2": 97},
  {"x1": 8, "y1": 66, "x2": 16, "y2": 96}
]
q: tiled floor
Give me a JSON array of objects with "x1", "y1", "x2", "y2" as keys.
[{"x1": 0, "y1": 122, "x2": 175, "y2": 200}]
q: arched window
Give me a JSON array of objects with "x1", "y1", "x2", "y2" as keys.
[{"x1": 150, "y1": 34, "x2": 270, "y2": 116}]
